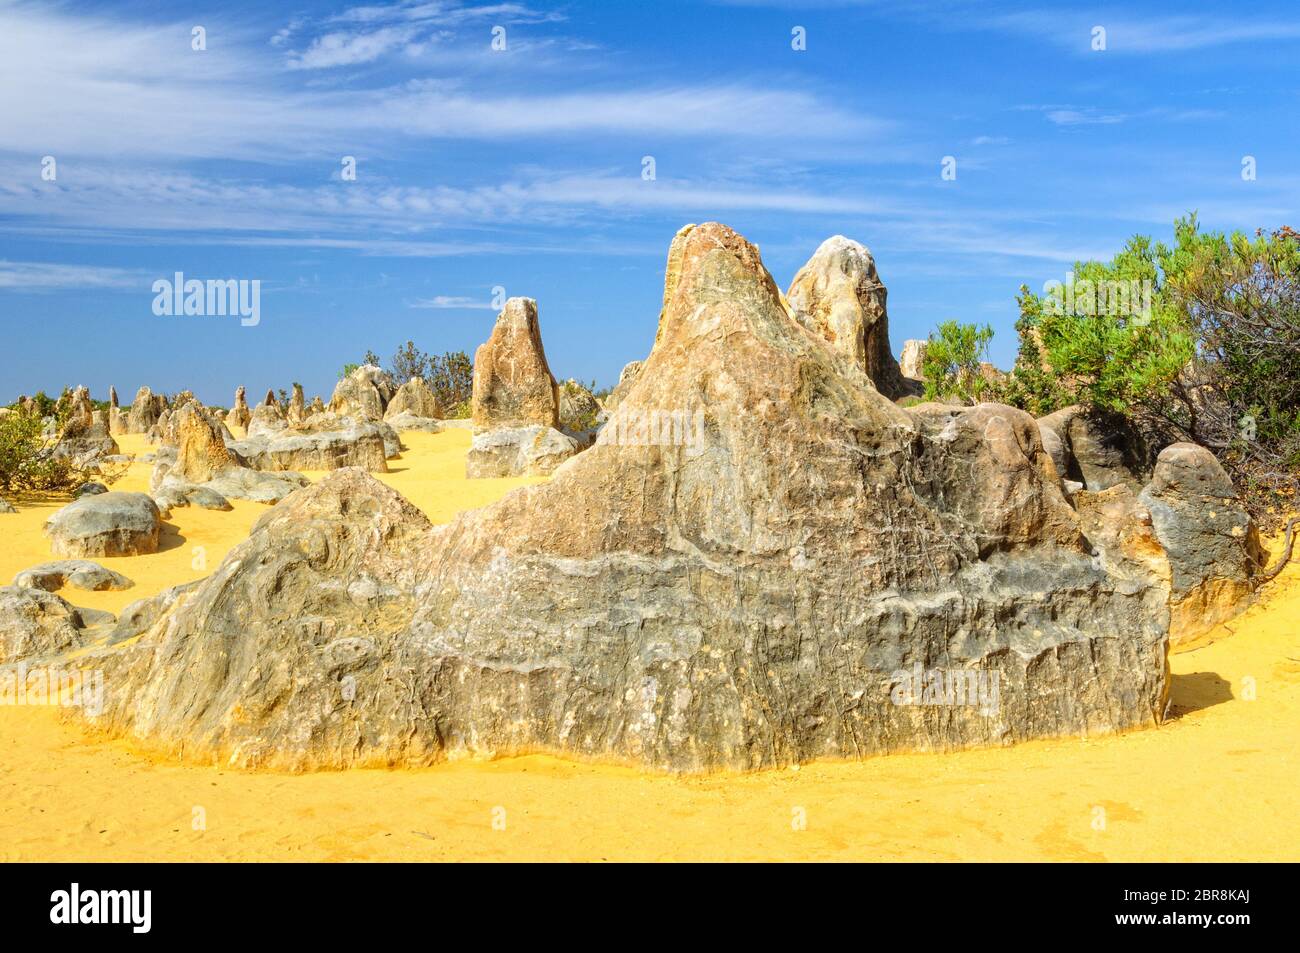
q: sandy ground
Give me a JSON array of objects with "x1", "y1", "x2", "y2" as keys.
[{"x1": 1, "y1": 430, "x2": 1297, "y2": 861}]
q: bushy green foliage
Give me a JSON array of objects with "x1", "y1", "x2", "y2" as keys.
[
  {"x1": 428, "y1": 350, "x2": 473, "y2": 410},
  {"x1": 0, "y1": 407, "x2": 90, "y2": 495},
  {"x1": 1006, "y1": 215, "x2": 1300, "y2": 521},
  {"x1": 921, "y1": 320, "x2": 994, "y2": 403}
]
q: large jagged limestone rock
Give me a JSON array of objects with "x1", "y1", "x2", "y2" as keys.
[
  {"x1": 558, "y1": 379, "x2": 602, "y2": 435},
  {"x1": 472, "y1": 298, "x2": 560, "y2": 431},
  {"x1": 13, "y1": 561, "x2": 134, "y2": 593},
  {"x1": 602, "y1": 360, "x2": 644, "y2": 412},
  {"x1": 0, "y1": 587, "x2": 97, "y2": 664},
  {"x1": 1037, "y1": 406, "x2": 1152, "y2": 491},
  {"x1": 468, "y1": 297, "x2": 577, "y2": 476},
  {"x1": 247, "y1": 396, "x2": 287, "y2": 439},
  {"x1": 53, "y1": 386, "x2": 119, "y2": 463},
  {"x1": 786, "y1": 236, "x2": 916, "y2": 399},
  {"x1": 126, "y1": 386, "x2": 166, "y2": 435},
  {"x1": 330, "y1": 366, "x2": 394, "y2": 422},
  {"x1": 44, "y1": 492, "x2": 161, "y2": 558},
  {"x1": 465, "y1": 425, "x2": 579, "y2": 477},
  {"x1": 288, "y1": 384, "x2": 306, "y2": 426},
  {"x1": 899, "y1": 340, "x2": 927, "y2": 381},
  {"x1": 232, "y1": 413, "x2": 390, "y2": 473},
  {"x1": 75, "y1": 223, "x2": 1170, "y2": 773},
  {"x1": 171, "y1": 403, "x2": 234, "y2": 483},
  {"x1": 384, "y1": 378, "x2": 443, "y2": 423},
  {"x1": 225, "y1": 386, "x2": 251, "y2": 433},
  {"x1": 1139, "y1": 443, "x2": 1262, "y2": 646},
  {"x1": 151, "y1": 403, "x2": 309, "y2": 506}
]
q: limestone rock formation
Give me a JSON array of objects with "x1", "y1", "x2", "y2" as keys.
[
  {"x1": 558, "y1": 379, "x2": 603, "y2": 436},
  {"x1": 14, "y1": 561, "x2": 134, "y2": 593},
  {"x1": 603, "y1": 360, "x2": 644, "y2": 412},
  {"x1": 288, "y1": 383, "x2": 306, "y2": 426},
  {"x1": 53, "y1": 386, "x2": 119, "y2": 463},
  {"x1": 471, "y1": 298, "x2": 560, "y2": 431},
  {"x1": 786, "y1": 236, "x2": 916, "y2": 399},
  {"x1": 1139, "y1": 443, "x2": 1262, "y2": 646},
  {"x1": 225, "y1": 386, "x2": 252, "y2": 433},
  {"x1": 44, "y1": 492, "x2": 161, "y2": 558},
  {"x1": 0, "y1": 587, "x2": 96, "y2": 664},
  {"x1": 1037, "y1": 406, "x2": 1150, "y2": 491},
  {"x1": 468, "y1": 298, "x2": 577, "y2": 476},
  {"x1": 465, "y1": 425, "x2": 580, "y2": 477},
  {"x1": 75, "y1": 223, "x2": 1170, "y2": 773},
  {"x1": 152, "y1": 403, "x2": 309, "y2": 506},
  {"x1": 231, "y1": 413, "x2": 390, "y2": 473},
  {"x1": 384, "y1": 378, "x2": 443, "y2": 423},
  {"x1": 899, "y1": 339, "x2": 927, "y2": 381},
  {"x1": 126, "y1": 386, "x2": 167, "y2": 434},
  {"x1": 330, "y1": 366, "x2": 394, "y2": 421},
  {"x1": 0, "y1": 497, "x2": 15, "y2": 514},
  {"x1": 247, "y1": 398, "x2": 287, "y2": 439}
]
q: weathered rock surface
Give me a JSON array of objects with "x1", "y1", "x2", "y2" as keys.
[
  {"x1": 288, "y1": 384, "x2": 306, "y2": 426},
  {"x1": 246, "y1": 399, "x2": 286, "y2": 439},
  {"x1": 786, "y1": 236, "x2": 917, "y2": 399},
  {"x1": 472, "y1": 298, "x2": 560, "y2": 431},
  {"x1": 1037, "y1": 406, "x2": 1150, "y2": 491},
  {"x1": 0, "y1": 497, "x2": 16, "y2": 514},
  {"x1": 126, "y1": 386, "x2": 167, "y2": 435},
  {"x1": 384, "y1": 378, "x2": 442, "y2": 422},
  {"x1": 603, "y1": 360, "x2": 644, "y2": 412},
  {"x1": 330, "y1": 366, "x2": 394, "y2": 421},
  {"x1": 225, "y1": 386, "x2": 251, "y2": 433},
  {"x1": 76, "y1": 223, "x2": 1171, "y2": 773},
  {"x1": 466, "y1": 425, "x2": 580, "y2": 478},
  {"x1": 384, "y1": 412, "x2": 443, "y2": 433},
  {"x1": 43, "y1": 492, "x2": 161, "y2": 558},
  {"x1": 1139, "y1": 443, "x2": 1262, "y2": 646},
  {"x1": 0, "y1": 587, "x2": 97, "y2": 664},
  {"x1": 53, "y1": 387, "x2": 119, "y2": 463},
  {"x1": 14, "y1": 561, "x2": 134, "y2": 593},
  {"x1": 899, "y1": 339, "x2": 928, "y2": 381},
  {"x1": 232, "y1": 413, "x2": 391, "y2": 473},
  {"x1": 558, "y1": 379, "x2": 603, "y2": 435}
]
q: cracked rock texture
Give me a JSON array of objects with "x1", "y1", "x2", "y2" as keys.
[{"x1": 72, "y1": 224, "x2": 1171, "y2": 772}]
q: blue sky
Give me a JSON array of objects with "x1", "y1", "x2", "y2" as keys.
[{"x1": 2, "y1": 0, "x2": 1298, "y2": 405}]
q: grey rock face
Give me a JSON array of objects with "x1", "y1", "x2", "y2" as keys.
[
  {"x1": 384, "y1": 412, "x2": 443, "y2": 433},
  {"x1": 13, "y1": 561, "x2": 134, "y2": 592},
  {"x1": 385, "y1": 378, "x2": 442, "y2": 422},
  {"x1": 231, "y1": 413, "x2": 390, "y2": 473},
  {"x1": 43, "y1": 492, "x2": 161, "y2": 558},
  {"x1": 330, "y1": 365, "x2": 394, "y2": 421},
  {"x1": 73, "y1": 482, "x2": 109, "y2": 498},
  {"x1": 76, "y1": 223, "x2": 1170, "y2": 773},
  {"x1": 465, "y1": 425, "x2": 578, "y2": 478},
  {"x1": 1037, "y1": 406, "x2": 1150, "y2": 491},
  {"x1": 603, "y1": 360, "x2": 643, "y2": 412},
  {"x1": 0, "y1": 586, "x2": 94, "y2": 664},
  {"x1": 0, "y1": 497, "x2": 15, "y2": 514},
  {"x1": 1139, "y1": 442, "x2": 1262, "y2": 645}
]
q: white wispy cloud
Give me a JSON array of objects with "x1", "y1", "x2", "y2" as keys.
[
  {"x1": 0, "y1": 3, "x2": 883, "y2": 160},
  {"x1": 0, "y1": 261, "x2": 144, "y2": 292},
  {"x1": 408, "y1": 295, "x2": 497, "y2": 308}
]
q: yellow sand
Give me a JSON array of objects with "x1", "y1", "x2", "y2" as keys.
[{"x1": 1, "y1": 431, "x2": 1297, "y2": 861}]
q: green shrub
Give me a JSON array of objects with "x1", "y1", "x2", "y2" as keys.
[{"x1": 921, "y1": 321, "x2": 994, "y2": 404}]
